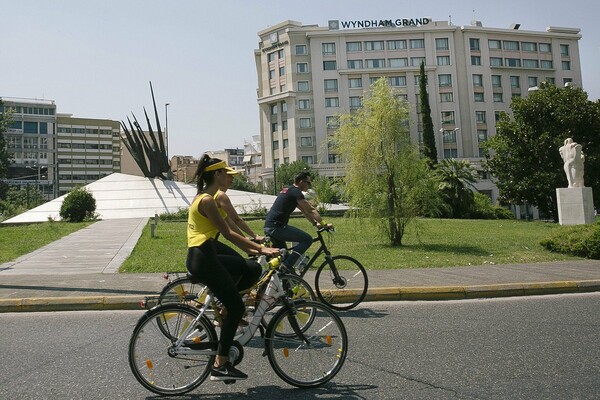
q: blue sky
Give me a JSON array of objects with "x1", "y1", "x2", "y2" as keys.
[{"x1": 1, "y1": 0, "x2": 598, "y2": 157}]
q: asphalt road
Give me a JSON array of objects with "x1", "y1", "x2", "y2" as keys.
[{"x1": 1, "y1": 293, "x2": 599, "y2": 399}]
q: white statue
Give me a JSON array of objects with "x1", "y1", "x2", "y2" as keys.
[{"x1": 559, "y1": 138, "x2": 585, "y2": 188}]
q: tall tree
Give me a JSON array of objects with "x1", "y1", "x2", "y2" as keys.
[
  {"x1": 483, "y1": 83, "x2": 600, "y2": 220},
  {"x1": 0, "y1": 99, "x2": 13, "y2": 180},
  {"x1": 419, "y1": 62, "x2": 437, "y2": 166},
  {"x1": 334, "y1": 78, "x2": 442, "y2": 246},
  {"x1": 435, "y1": 159, "x2": 479, "y2": 218}
]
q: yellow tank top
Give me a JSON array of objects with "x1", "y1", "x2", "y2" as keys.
[{"x1": 187, "y1": 193, "x2": 228, "y2": 247}]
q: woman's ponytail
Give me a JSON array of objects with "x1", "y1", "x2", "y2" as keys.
[{"x1": 194, "y1": 154, "x2": 222, "y2": 193}]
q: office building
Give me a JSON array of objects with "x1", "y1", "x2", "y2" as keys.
[{"x1": 254, "y1": 19, "x2": 582, "y2": 202}]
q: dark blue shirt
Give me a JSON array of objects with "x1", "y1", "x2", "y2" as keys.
[{"x1": 264, "y1": 185, "x2": 305, "y2": 228}]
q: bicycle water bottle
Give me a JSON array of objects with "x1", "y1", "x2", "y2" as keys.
[{"x1": 295, "y1": 254, "x2": 309, "y2": 274}]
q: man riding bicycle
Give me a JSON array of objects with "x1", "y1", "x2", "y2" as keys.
[{"x1": 264, "y1": 171, "x2": 332, "y2": 271}]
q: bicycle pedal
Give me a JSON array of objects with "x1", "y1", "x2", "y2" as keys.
[{"x1": 223, "y1": 379, "x2": 236, "y2": 385}]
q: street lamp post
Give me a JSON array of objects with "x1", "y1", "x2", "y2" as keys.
[{"x1": 165, "y1": 103, "x2": 170, "y2": 158}]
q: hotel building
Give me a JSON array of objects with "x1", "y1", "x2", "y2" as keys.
[{"x1": 254, "y1": 19, "x2": 582, "y2": 203}]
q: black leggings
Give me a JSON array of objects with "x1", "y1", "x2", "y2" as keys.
[{"x1": 186, "y1": 240, "x2": 261, "y2": 357}]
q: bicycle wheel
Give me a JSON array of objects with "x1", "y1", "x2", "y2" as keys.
[
  {"x1": 159, "y1": 276, "x2": 205, "y2": 305},
  {"x1": 272, "y1": 274, "x2": 317, "y2": 338},
  {"x1": 315, "y1": 255, "x2": 368, "y2": 311},
  {"x1": 265, "y1": 300, "x2": 348, "y2": 388},
  {"x1": 129, "y1": 303, "x2": 217, "y2": 396}
]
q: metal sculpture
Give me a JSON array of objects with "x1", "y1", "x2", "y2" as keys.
[{"x1": 121, "y1": 82, "x2": 170, "y2": 179}]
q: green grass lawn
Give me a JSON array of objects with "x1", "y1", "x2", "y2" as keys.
[
  {"x1": 0, "y1": 222, "x2": 91, "y2": 264},
  {"x1": 119, "y1": 217, "x2": 580, "y2": 273}
]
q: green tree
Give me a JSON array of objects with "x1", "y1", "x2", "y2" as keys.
[
  {"x1": 0, "y1": 99, "x2": 14, "y2": 180},
  {"x1": 419, "y1": 62, "x2": 437, "y2": 166},
  {"x1": 230, "y1": 174, "x2": 257, "y2": 192},
  {"x1": 59, "y1": 187, "x2": 97, "y2": 222},
  {"x1": 275, "y1": 160, "x2": 314, "y2": 190},
  {"x1": 435, "y1": 159, "x2": 479, "y2": 218},
  {"x1": 483, "y1": 83, "x2": 600, "y2": 220},
  {"x1": 334, "y1": 78, "x2": 442, "y2": 246}
]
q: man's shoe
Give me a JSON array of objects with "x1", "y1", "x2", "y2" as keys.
[{"x1": 210, "y1": 362, "x2": 248, "y2": 381}]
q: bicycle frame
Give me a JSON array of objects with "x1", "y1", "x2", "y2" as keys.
[{"x1": 295, "y1": 229, "x2": 334, "y2": 278}]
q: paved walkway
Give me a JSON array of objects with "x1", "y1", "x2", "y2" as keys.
[{"x1": 1, "y1": 218, "x2": 599, "y2": 312}]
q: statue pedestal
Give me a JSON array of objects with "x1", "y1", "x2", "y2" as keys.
[{"x1": 556, "y1": 187, "x2": 595, "y2": 225}]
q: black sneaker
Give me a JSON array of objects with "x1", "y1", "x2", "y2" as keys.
[{"x1": 210, "y1": 362, "x2": 248, "y2": 381}]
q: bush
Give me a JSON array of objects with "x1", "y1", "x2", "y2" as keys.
[
  {"x1": 59, "y1": 187, "x2": 97, "y2": 222},
  {"x1": 540, "y1": 222, "x2": 600, "y2": 259},
  {"x1": 470, "y1": 192, "x2": 515, "y2": 220},
  {"x1": 158, "y1": 208, "x2": 188, "y2": 221}
]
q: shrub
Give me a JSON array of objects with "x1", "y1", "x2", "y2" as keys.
[
  {"x1": 470, "y1": 192, "x2": 515, "y2": 220},
  {"x1": 159, "y1": 208, "x2": 188, "y2": 221},
  {"x1": 540, "y1": 222, "x2": 600, "y2": 259},
  {"x1": 59, "y1": 187, "x2": 97, "y2": 222}
]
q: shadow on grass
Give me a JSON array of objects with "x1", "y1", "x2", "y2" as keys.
[{"x1": 371, "y1": 242, "x2": 489, "y2": 257}]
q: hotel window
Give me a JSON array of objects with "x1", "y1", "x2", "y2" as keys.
[
  {"x1": 278, "y1": 49, "x2": 284, "y2": 59},
  {"x1": 503, "y1": 41, "x2": 519, "y2": 51},
  {"x1": 346, "y1": 41, "x2": 362, "y2": 51},
  {"x1": 488, "y1": 39, "x2": 501, "y2": 49},
  {"x1": 296, "y1": 63, "x2": 308, "y2": 73},
  {"x1": 388, "y1": 58, "x2": 408, "y2": 67},
  {"x1": 490, "y1": 57, "x2": 503, "y2": 66},
  {"x1": 323, "y1": 60, "x2": 337, "y2": 70},
  {"x1": 347, "y1": 60, "x2": 363, "y2": 69},
  {"x1": 301, "y1": 156, "x2": 314, "y2": 164},
  {"x1": 440, "y1": 92, "x2": 454, "y2": 102},
  {"x1": 322, "y1": 42, "x2": 336, "y2": 55},
  {"x1": 410, "y1": 57, "x2": 426, "y2": 66},
  {"x1": 396, "y1": 94, "x2": 408, "y2": 101},
  {"x1": 324, "y1": 79, "x2": 338, "y2": 92},
  {"x1": 562, "y1": 61, "x2": 571, "y2": 70},
  {"x1": 39, "y1": 122, "x2": 48, "y2": 134},
  {"x1": 474, "y1": 92, "x2": 485, "y2": 102},
  {"x1": 493, "y1": 93, "x2": 503, "y2": 102},
  {"x1": 523, "y1": 59, "x2": 539, "y2": 68},
  {"x1": 300, "y1": 137, "x2": 313, "y2": 147},
  {"x1": 410, "y1": 39, "x2": 425, "y2": 49},
  {"x1": 271, "y1": 122, "x2": 278, "y2": 133},
  {"x1": 469, "y1": 38, "x2": 480, "y2": 51},
  {"x1": 437, "y1": 56, "x2": 450, "y2": 66},
  {"x1": 441, "y1": 111, "x2": 455, "y2": 124},
  {"x1": 442, "y1": 130, "x2": 457, "y2": 143},
  {"x1": 325, "y1": 97, "x2": 339, "y2": 107},
  {"x1": 492, "y1": 75, "x2": 502, "y2": 87},
  {"x1": 349, "y1": 77, "x2": 362, "y2": 88},
  {"x1": 267, "y1": 52, "x2": 276, "y2": 62},
  {"x1": 283, "y1": 139, "x2": 289, "y2": 148},
  {"x1": 328, "y1": 154, "x2": 341, "y2": 163},
  {"x1": 512, "y1": 93, "x2": 522, "y2": 99},
  {"x1": 540, "y1": 60, "x2": 553, "y2": 69},
  {"x1": 435, "y1": 38, "x2": 449, "y2": 50},
  {"x1": 369, "y1": 77, "x2": 382, "y2": 85},
  {"x1": 279, "y1": 66, "x2": 285, "y2": 76},
  {"x1": 471, "y1": 56, "x2": 481, "y2": 65},
  {"x1": 298, "y1": 99, "x2": 311, "y2": 109},
  {"x1": 272, "y1": 140, "x2": 279, "y2": 150},
  {"x1": 326, "y1": 116, "x2": 340, "y2": 128},
  {"x1": 270, "y1": 104, "x2": 277, "y2": 115},
  {"x1": 476, "y1": 111, "x2": 486, "y2": 123},
  {"x1": 522, "y1": 42, "x2": 537, "y2": 52},
  {"x1": 387, "y1": 40, "x2": 407, "y2": 50},
  {"x1": 444, "y1": 148, "x2": 458, "y2": 158},
  {"x1": 546, "y1": 77, "x2": 556, "y2": 85},
  {"x1": 563, "y1": 77, "x2": 573, "y2": 85},
  {"x1": 295, "y1": 44, "x2": 307, "y2": 55},
  {"x1": 299, "y1": 118, "x2": 312, "y2": 128},
  {"x1": 365, "y1": 41, "x2": 384, "y2": 51},
  {"x1": 297, "y1": 81, "x2": 310, "y2": 92},
  {"x1": 473, "y1": 74, "x2": 483, "y2": 87},
  {"x1": 505, "y1": 58, "x2": 521, "y2": 67},
  {"x1": 389, "y1": 76, "x2": 406, "y2": 87},
  {"x1": 560, "y1": 44, "x2": 569, "y2": 56},
  {"x1": 528, "y1": 76, "x2": 538, "y2": 87},
  {"x1": 438, "y1": 74, "x2": 452, "y2": 87},
  {"x1": 539, "y1": 43, "x2": 552, "y2": 53},
  {"x1": 510, "y1": 76, "x2": 520, "y2": 88},
  {"x1": 282, "y1": 102, "x2": 287, "y2": 112},
  {"x1": 282, "y1": 120, "x2": 288, "y2": 130},
  {"x1": 366, "y1": 59, "x2": 385, "y2": 68},
  {"x1": 478, "y1": 130, "x2": 488, "y2": 142},
  {"x1": 24, "y1": 121, "x2": 38, "y2": 133},
  {"x1": 349, "y1": 96, "x2": 362, "y2": 109}
]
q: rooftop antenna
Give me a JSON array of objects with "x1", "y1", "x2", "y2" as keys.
[{"x1": 449, "y1": 15, "x2": 452, "y2": 26}]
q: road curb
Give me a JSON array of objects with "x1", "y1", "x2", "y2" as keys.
[{"x1": 1, "y1": 280, "x2": 599, "y2": 313}]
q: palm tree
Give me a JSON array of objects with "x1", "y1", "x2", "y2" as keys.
[{"x1": 435, "y1": 159, "x2": 479, "y2": 218}]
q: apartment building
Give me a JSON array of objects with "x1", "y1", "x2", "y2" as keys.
[{"x1": 255, "y1": 19, "x2": 582, "y2": 202}]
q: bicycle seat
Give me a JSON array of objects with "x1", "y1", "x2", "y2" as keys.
[{"x1": 186, "y1": 272, "x2": 202, "y2": 284}]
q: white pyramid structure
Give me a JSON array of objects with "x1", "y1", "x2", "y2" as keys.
[{"x1": 2, "y1": 173, "x2": 347, "y2": 224}]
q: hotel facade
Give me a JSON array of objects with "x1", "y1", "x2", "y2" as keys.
[{"x1": 254, "y1": 19, "x2": 582, "y2": 204}]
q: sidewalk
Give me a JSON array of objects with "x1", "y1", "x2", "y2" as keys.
[{"x1": 1, "y1": 218, "x2": 599, "y2": 312}]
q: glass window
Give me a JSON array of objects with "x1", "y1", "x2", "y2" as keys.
[
  {"x1": 438, "y1": 74, "x2": 452, "y2": 87},
  {"x1": 476, "y1": 111, "x2": 486, "y2": 123},
  {"x1": 471, "y1": 56, "x2": 481, "y2": 65},
  {"x1": 347, "y1": 60, "x2": 363, "y2": 69},
  {"x1": 560, "y1": 44, "x2": 569, "y2": 56},
  {"x1": 326, "y1": 116, "x2": 340, "y2": 128},
  {"x1": 295, "y1": 44, "x2": 307, "y2": 55},
  {"x1": 349, "y1": 96, "x2": 362, "y2": 108},
  {"x1": 270, "y1": 104, "x2": 278, "y2": 115},
  {"x1": 563, "y1": 77, "x2": 573, "y2": 85},
  {"x1": 273, "y1": 140, "x2": 279, "y2": 150},
  {"x1": 528, "y1": 77, "x2": 538, "y2": 87},
  {"x1": 440, "y1": 92, "x2": 454, "y2": 102},
  {"x1": 365, "y1": 41, "x2": 384, "y2": 51},
  {"x1": 282, "y1": 102, "x2": 287, "y2": 112},
  {"x1": 387, "y1": 40, "x2": 407, "y2": 50},
  {"x1": 562, "y1": 61, "x2": 571, "y2": 70},
  {"x1": 39, "y1": 122, "x2": 48, "y2": 134},
  {"x1": 279, "y1": 66, "x2": 285, "y2": 75},
  {"x1": 490, "y1": 57, "x2": 503, "y2": 66},
  {"x1": 325, "y1": 97, "x2": 339, "y2": 107},
  {"x1": 510, "y1": 76, "x2": 520, "y2": 88},
  {"x1": 539, "y1": 43, "x2": 552, "y2": 53},
  {"x1": 435, "y1": 38, "x2": 449, "y2": 50},
  {"x1": 493, "y1": 93, "x2": 503, "y2": 102},
  {"x1": 443, "y1": 130, "x2": 457, "y2": 143},
  {"x1": 299, "y1": 118, "x2": 312, "y2": 128},
  {"x1": 298, "y1": 99, "x2": 311, "y2": 109},
  {"x1": 268, "y1": 52, "x2": 276, "y2": 62},
  {"x1": 389, "y1": 76, "x2": 407, "y2": 87},
  {"x1": 278, "y1": 49, "x2": 284, "y2": 59},
  {"x1": 346, "y1": 42, "x2": 362, "y2": 51},
  {"x1": 505, "y1": 58, "x2": 521, "y2": 67},
  {"x1": 324, "y1": 79, "x2": 338, "y2": 92},
  {"x1": 366, "y1": 59, "x2": 385, "y2": 68},
  {"x1": 410, "y1": 57, "x2": 426, "y2": 66},
  {"x1": 522, "y1": 42, "x2": 537, "y2": 52},
  {"x1": 443, "y1": 148, "x2": 458, "y2": 158},
  {"x1": 478, "y1": 130, "x2": 488, "y2": 142},
  {"x1": 283, "y1": 139, "x2": 289, "y2": 148},
  {"x1": 410, "y1": 39, "x2": 425, "y2": 49},
  {"x1": 437, "y1": 56, "x2": 451, "y2": 65},
  {"x1": 503, "y1": 41, "x2": 519, "y2": 51},
  {"x1": 24, "y1": 121, "x2": 38, "y2": 133},
  {"x1": 492, "y1": 75, "x2": 502, "y2": 87},
  {"x1": 540, "y1": 60, "x2": 553, "y2": 69},
  {"x1": 300, "y1": 137, "x2": 313, "y2": 147},
  {"x1": 297, "y1": 81, "x2": 309, "y2": 92},
  {"x1": 282, "y1": 120, "x2": 288, "y2": 130},
  {"x1": 388, "y1": 58, "x2": 408, "y2": 67},
  {"x1": 473, "y1": 74, "x2": 483, "y2": 87},
  {"x1": 323, "y1": 60, "x2": 337, "y2": 70},
  {"x1": 296, "y1": 63, "x2": 309, "y2": 73},
  {"x1": 349, "y1": 78, "x2": 362, "y2": 88},
  {"x1": 301, "y1": 156, "x2": 314, "y2": 164},
  {"x1": 523, "y1": 59, "x2": 539, "y2": 68},
  {"x1": 470, "y1": 38, "x2": 480, "y2": 51},
  {"x1": 271, "y1": 122, "x2": 278, "y2": 132},
  {"x1": 474, "y1": 92, "x2": 485, "y2": 102},
  {"x1": 322, "y1": 43, "x2": 336, "y2": 55},
  {"x1": 488, "y1": 39, "x2": 501, "y2": 49},
  {"x1": 441, "y1": 111, "x2": 455, "y2": 123}
]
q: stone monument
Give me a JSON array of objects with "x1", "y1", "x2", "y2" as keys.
[{"x1": 556, "y1": 138, "x2": 595, "y2": 225}]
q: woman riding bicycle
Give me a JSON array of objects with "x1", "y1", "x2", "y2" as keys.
[{"x1": 187, "y1": 154, "x2": 279, "y2": 381}]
